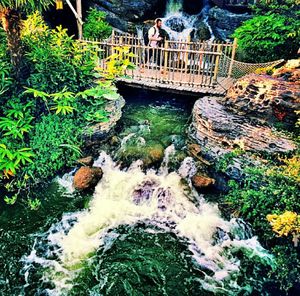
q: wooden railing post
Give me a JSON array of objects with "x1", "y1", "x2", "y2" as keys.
[
  {"x1": 228, "y1": 37, "x2": 237, "y2": 77},
  {"x1": 213, "y1": 44, "x2": 222, "y2": 84},
  {"x1": 111, "y1": 30, "x2": 115, "y2": 56},
  {"x1": 163, "y1": 40, "x2": 169, "y2": 80}
]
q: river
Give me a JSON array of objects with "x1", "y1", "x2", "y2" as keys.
[{"x1": 0, "y1": 87, "x2": 274, "y2": 296}]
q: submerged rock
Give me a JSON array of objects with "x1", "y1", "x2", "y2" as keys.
[
  {"x1": 144, "y1": 144, "x2": 165, "y2": 167},
  {"x1": 73, "y1": 166, "x2": 103, "y2": 191}
]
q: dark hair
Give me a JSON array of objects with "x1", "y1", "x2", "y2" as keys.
[{"x1": 155, "y1": 18, "x2": 162, "y2": 24}]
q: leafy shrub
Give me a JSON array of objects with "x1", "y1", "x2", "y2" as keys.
[
  {"x1": 267, "y1": 211, "x2": 300, "y2": 246},
  {"x1": 22, "y1": 13, "x2": 97, "y2": 93},
  {"x1": 233, "y1": 13, "x2": 300, "y2": 62},
  {"x1": 83, "y1": 9, "x2": 112, "y2": 40},
  {"x1": 225, "y1": 158, "x2": 300, "y2": 293},
  {"x1": 25, "y1": 114, "x2": 82, "y2": 180}
]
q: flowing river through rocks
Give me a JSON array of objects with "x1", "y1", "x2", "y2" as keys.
[{"x1": 0, "y1": 87, "x2": 275, "y2": 296}]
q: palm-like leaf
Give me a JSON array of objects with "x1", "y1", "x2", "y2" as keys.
[{"x1": 0, "y1": 0, "x2": 55, "y2": 13}]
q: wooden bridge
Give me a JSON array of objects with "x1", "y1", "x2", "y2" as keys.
[{"x1": 81, "y1": 31, "x2": 238, "y2": 95}]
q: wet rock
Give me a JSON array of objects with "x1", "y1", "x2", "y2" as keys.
[
  {"x1": 192, "y1": 175, "x2": 215, "y2": 189},
  {"x1": 272, "y1": 59, "x2": 300, "y2": 84},
  {"x1": 194, "y1": 22, "x2": 211, "y2": 41},
  {"x1": 110, "y1": 135, "x2": 120, "y2": 146},
  {"x1": 144, "y1": 144, "x2": 165, "y2": 167},
  {"x1": 188, "y1": 144, "x2": 201, "y2": 157},
  {"x1": 165, "y1": 16, "x2": 186, "y2": 32},
  {"x1": 88, "y1": 0, "x2": 166, "y2": 31},
  {"x1": 208, "y1": 7, "x2": 251, "y2": 40},
  {"x1": 74, "y1": 166, "x2": 103, "y2": 191},
  {"x1": 77, "y1": 156, "x2": 94, "y2": 167},
  {"x1": 224, "y1": 73, "x2": 300, "y2": 124},
  {"x1": 189, "y1": 96, "x2": 296, "y2": 182},
  {"x1": 132, "y1": 180, "x2": 157, "y2": 204},
  {"x1": 82, "y1": 94, "x2": 125, "y2": 143}
]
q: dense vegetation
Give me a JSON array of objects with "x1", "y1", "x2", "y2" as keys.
[
  {"x1": 222, "y1": 130, "x2": 300, "y2": 293},
  {"x1": 233, "y1": 0, "x2": 300, "y2": 62},
  {"x1": 0, "y1": 12, "x2": 117, "y2": 208},
  {"x1": 83, "y1": 8, "x2": 112, "y2": 40}
]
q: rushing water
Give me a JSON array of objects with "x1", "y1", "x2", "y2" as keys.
[
  {"x1": 1, "y1": 88, "x2": 274, "y2": 296},
  {"x1": 162, "y1": 0, "x2": 214, "y2": 41}
]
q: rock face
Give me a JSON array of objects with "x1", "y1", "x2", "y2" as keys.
[
  {"x1": 224, "y1": 73, "x2": 300, "y2": 124},
  {"x1": 189, "y1": 96, "x2": 296, "y2": 181},
  {"x1": 272, "y1": 59, "x2": 300, "y2": 84},
  {"x1": 74, "y1": 166, "x2": 103, "y2": 191},
  {"x1": 208, "y1": 7, "x2": 251, "y2": 40},
  {"x1": 83, "y1": 94, "x2": 125, "y2": 143},
  {"x1": 89, "y1": 0, "x2": 166, "y2": 31}
]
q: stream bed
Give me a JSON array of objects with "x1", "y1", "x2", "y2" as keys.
[{"x1": 0, "y1": 88, "x2": 274, "y2": 296}]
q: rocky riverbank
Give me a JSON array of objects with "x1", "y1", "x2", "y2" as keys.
[{"x1": 188, "y1": 60, "x2": 300, "y2": 188}]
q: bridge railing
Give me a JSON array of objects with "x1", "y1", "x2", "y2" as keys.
[{"x1": 80, "y1": 31, "x2": 237, "y2": 89}]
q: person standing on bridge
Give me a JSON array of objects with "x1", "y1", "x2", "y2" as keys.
[{"x1": 141, "y1": 18, "x2": 165, "y2": 73}]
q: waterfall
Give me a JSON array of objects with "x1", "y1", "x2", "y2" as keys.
[
  {"x1": 202, "y1": 0, "x2": 215, "y2": 40},
  {"x1": 166, "y1": 0, "x2": 183, "y2": 15},
  {"x1": 22, "y1": 150, "x2": 274, "y2": 295},
  {"x1": 162, "y1": 0, "x2": 214, "y2": 41}
]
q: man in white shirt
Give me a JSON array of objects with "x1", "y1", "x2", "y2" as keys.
[
  {"x1": 142, "y1": 18, "x2": 164, "y2": 72},
  {"x1": 148, "y1": 18, "x2": 163, "y2": 48}
]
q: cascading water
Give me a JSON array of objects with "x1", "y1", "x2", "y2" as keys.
[
  {"x1": 162, "y1": 0, "x2": 215, "y2": 41},
  {"x1": 22, "y1": 151, "x2": 274, "y2": 295},
  {"x1": 1, "y1": 89, "x2": 275, "y2": 296}
]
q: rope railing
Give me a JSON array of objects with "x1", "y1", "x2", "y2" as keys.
[{"x1": 219, "y1": 53, "x2": 285, "y2": 78}]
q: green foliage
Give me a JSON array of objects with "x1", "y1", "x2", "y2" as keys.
[
  {"x1": 0, "y1": 0, "x2": 55, "y2": 13},
  {"x1": 28, "y1": 198, "x2": 41, "y2": 210},
  {"x1": 83, "y1": 8, "x2": 112, "y2": 40},
  {"x1": 0, "y1": 59, "x2": 13, "y2": 96},
  {"x1": 252, "y1": 0, "x2": 300, "y2": 15},
  {"x1": 271, "y1": 245, "x2": 300, "y2": 292},
  {"x1": 105, "y1": 46, "x2": 136, "y2": 79},
  {"x1": 215, "y1": 149, "x2": 244, "y2": 173},
  {"x1": 0, "y1": 12, "x2": 121, "y2": 205},
  {"x1": 225, "y1": 159, "x2": 300, "y2": 292},
  {"x1": 233, "y1": 13, "x2": 300, "y2": 62},
  {"x1": 22, "y1": 14, "x2": 97, "y2": 92},
  {"x1": 25, "y1": 114, "x2": 82, "y2": 180},
  {"x1": 0, "y1": 144, "x2": 35, "y2": 177}
]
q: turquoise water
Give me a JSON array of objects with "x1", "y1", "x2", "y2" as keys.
[{"x1": 0, "y1": 88, "x2": 274, "y2": 296}]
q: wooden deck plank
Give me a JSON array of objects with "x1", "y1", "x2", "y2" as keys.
[{"x1": 116, "y1": 68, "x2": 234, "y2": 96}]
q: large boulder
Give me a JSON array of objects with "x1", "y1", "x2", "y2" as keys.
[
  {"x1": 74, "y1": 166, "x2": 103, "y2": 191},
  {"x1": 189, "y1": 96, "x2": 296, "y2": 181},
  {"x1": 192, "y1": 174, "x2": 215, "y2": 189},
  {"x1": 224, "y1": 73, "x2": 300, "y2": 125},
  {"x1": 208, "y1": 7, "x2": 251, "y2": 40}
]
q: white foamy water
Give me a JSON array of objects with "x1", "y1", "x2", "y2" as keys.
[
  {"x1": 22, "y1": 151, "x2": 273, "y2": 295},
  {"x1": 163, "y1": 0, "x2": 214, "y2": 41}
]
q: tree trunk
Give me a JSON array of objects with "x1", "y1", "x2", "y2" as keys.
[{"x1": 0, "y1": 8, "x2": 25, "y2": 81}]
